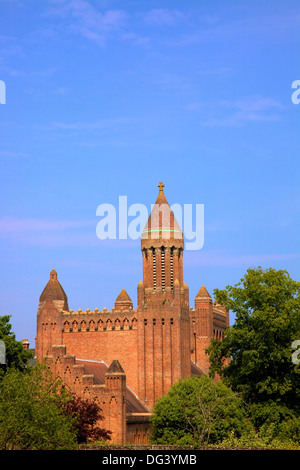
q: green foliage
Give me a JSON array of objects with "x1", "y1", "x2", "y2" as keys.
[
  {"x1": 218, "y1": 428, "x2": 300, "y2": 450},
  {"x1": 152, "y1": 267, "x2": 300, "y2": 449},
  {"x1": 208, "y1": 267, "x2": 300, "y2": 412},
  {"x1": 151, "y1": 376, "x2": 253, "y2": 447},
  {"x1": 0, "y1": 363, "x2": 77, "y2": 449},
  {"x1": 0, "y1": 315, "x2": 33, "y2": 377}
]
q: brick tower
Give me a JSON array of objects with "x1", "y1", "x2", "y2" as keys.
[
  {"x1": 191, "y1": 285, "x2": 214, "y2": 374},
  {"x1": 35, "y1": 269, "x2": 69, "y2": 360},
  {"x1": 137, "y1": 182, "x2": 191, "y2": 410}
]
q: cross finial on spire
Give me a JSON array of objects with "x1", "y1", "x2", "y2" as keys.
[{"x1": 158, "y1": 182, "x2": 165, "y2": 192}]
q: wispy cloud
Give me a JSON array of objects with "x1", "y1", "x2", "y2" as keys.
[
  {"x1": 0, "y1": 151, "x2": 27, "y2": 159},
  {"x1": 35, "y1": 117, "x2": 136, "y2": 133},
  {"x1": 144, "y1": 9, "x2": 185, "y2": 26},
  {"x1": 0, "y1": 216, "x2": 96, "y2": 247},
  {"x1": 154, "y1": 72, "x2": 191, "y2": 92},
  {"x1": 187, "y1": 95, "x2": 284, "y2": 127},
  {"x1": 45, "y1": 0, "x2": 128, "y2": 46},
  {"x1": 0, "y1": 216, "x2": 142, "y2": 249},
  {"x1": 185, "y1": 250, "x2": 300, "y2": 268},
  {"x1": 221, "y1": 96, "x2": 284, "y2": 113},
  {"x1": 170, "y1": 11, "x2": 300, "y2": 47},
  {"x1": 0, "y1": 217, "x2": 94, "y2": 234}
]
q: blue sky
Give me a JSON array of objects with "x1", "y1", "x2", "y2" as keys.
[{"x1": 0, "y1": 0, "x2": 299, "y2": 347}]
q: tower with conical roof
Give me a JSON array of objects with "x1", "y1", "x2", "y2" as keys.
[
  {"x1": 137, "y1": 183, "x2": 191, "y2": 409},
  {"x1": 36, "y1": 269, "x2": 69, "y2": 361}
]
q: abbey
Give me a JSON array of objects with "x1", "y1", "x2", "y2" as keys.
[{"x1": 35, "y1": 183, "x2": 229, "y2": 444}]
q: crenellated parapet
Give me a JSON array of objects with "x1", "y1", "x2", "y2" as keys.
[{"x1": 61, "y1": 307, "x2": 138, "y2": 333}]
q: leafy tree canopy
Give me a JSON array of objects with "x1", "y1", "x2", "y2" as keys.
[
  {"x1": 0, "y1": 315, "x2": 33, "y2": 376},
  {"x1": 0, "y1": 363, "x2": 77, "y2": 450},
  {"x1": 151, "y1": 375, "x2": 252, "y2": 446},
  {"x1": 207, "y1": 267, "x2": 300, "y2": 414}
]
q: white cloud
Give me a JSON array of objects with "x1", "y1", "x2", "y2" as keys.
[
  {"x1": 35, "y1": 117, "x2": 136, "y2": 133},
  {"x1": 190, "y1": 95, "x2": 284, "y2": 127},
  {"x1": 185, "y1": 250, "x2": 300, "y2": 268},
  {"x1": 221, "y1": 96, "x2": 284, "y2": 113},
  {"x1": 45, "y1": 0, "x2": 128, "y2": 46},
  {"x1": 0, "y1": 217, "x2": 97, "y2": 248},
  {"x1": 0, "y1": 217, "x2": 94, "y2": 234},
  {"x1": 0, "y1": 151, "x2": 27, "y2": 158},
  {"x1": 144, "y1": 9, "x2": 185, "y2": 26}
]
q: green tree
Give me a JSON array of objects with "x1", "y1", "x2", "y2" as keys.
[
  {"x1": 151, "y1": 376, "x2": 252, "y2": 446},
  {"x1": 0, "y1": 315, "x2": 33, "y2": 376},
  {"x1": 0, "y1": 364, "x2": 77, "y2": 450},
  {"x1": 207, "y1": 267, "x2": 300, "y2": 431}
]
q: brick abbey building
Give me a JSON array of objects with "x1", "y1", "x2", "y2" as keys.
[{"x1": 35, "y1": 183, "x2": 229, "y2": 444}]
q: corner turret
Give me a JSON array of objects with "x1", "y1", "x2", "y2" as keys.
[
  {"x1": 114, "y1": 288, "x2": 133, "y2": 311},
  {"x1": 39, "y1": 269, "x2": 69, "y2": 311},
  {"x1": 36, "y1": 269, "x2": 68, "y2": 361}
]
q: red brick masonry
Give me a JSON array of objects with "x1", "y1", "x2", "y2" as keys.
[{"x1": 35, "y1": 184, "x2": 228, "y2": 443}]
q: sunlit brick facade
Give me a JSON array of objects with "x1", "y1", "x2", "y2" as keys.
[{"x1": 35, "y1": 183, "x2": 229, "y2": 444}]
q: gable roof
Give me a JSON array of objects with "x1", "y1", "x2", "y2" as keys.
[
  {"x1": 107, "y1": 359, "x2": 125, "y2": 374},
  {"x1": 75, "y1": 358, "x2": 149, "y2": 414}
]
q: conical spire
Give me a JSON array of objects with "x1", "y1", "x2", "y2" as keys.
[
  {"x1": 39, "y1": 269, "x2": 69, "y2": 310},
  {"x1": 141, "y1": 182, "x2": 183, "y2": 244}
]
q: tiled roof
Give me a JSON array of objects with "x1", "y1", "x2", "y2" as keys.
[
  {"x1": 75, "y1": 359, "x2": 108, "y2": 384},
  {"x1": 191, "y1": 361, "x2": 204, "y2": 377},
  {"x1": 75, "y1": 358, "x2": 149, "y2": 414}
]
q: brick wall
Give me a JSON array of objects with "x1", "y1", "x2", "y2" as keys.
[{"x1": 45, "y1": 345, "x2": 127, "y2": 444}]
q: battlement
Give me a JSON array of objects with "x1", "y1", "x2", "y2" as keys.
[
  {"x1": 61, "y1": 308, "x2": 138, "y2": 333},
  {"x1": 63, "y1": 306, "x2": 135, "y2": 315}
]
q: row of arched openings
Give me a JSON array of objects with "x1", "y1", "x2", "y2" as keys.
[{"x1": 63, "y1": 318, "x2": 137, "y2": 332}]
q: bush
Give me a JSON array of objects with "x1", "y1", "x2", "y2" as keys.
[
  {"x1": 151, "y1": 376, "x2": 253, "y2": 447},
  {"x1": 0, "y1": 365, "x2": 77, "y2": 450}
]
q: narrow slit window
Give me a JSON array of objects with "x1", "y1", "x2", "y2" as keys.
[
  {"x1": 161, "y1": 247, "x2": 165, "y2": 291},
  {"x1": 170, "y1": 248, "x2": 174, "y2": 291},
  {"x1": 152, "y1": 248, "x2": 156, "y2": 290}
]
